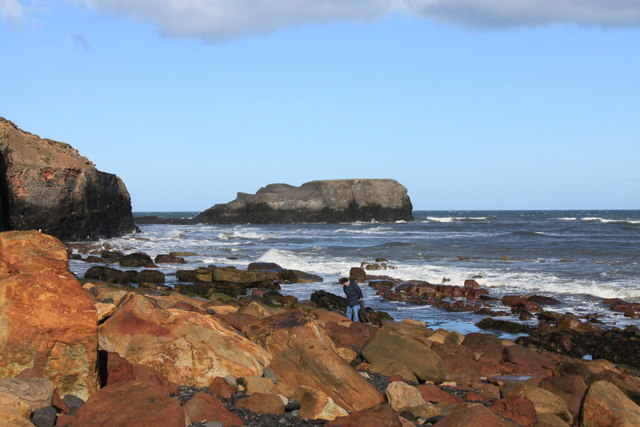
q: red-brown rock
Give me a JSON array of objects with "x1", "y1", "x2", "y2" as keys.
[
  {"x1": 57, "y1": 380, "x2": 185, "y2": 427},
  {"x1": 416, "y1": 385, "x2": 463, "y2": 406},
  {"x1": 183, "y1": 391, "x2": 243, "y2": 426},
  {"x1": 433, "y1": 404, "x2": 512, "y2": 426},
  {"x1": 0, "y1": 231, "x2": 98, "y2": 400},
  {"x1": 431, "y1": 343, "x2": 482, "y2": 386},
  {"x1": 490, "y1": 395, "x2": 537, "y2": 427},
  {"x1": 217, "y1": 312, "x2": 260, "y2": 332},
  {"x1": 328, "y1": 404, "x2": 403, "y2": 427},
  {"x1": 208, "y1": 377, "x2": 235, "y2": 399},
  {"x1": 236, "y1": 392, "x2": 285, "y2": 414},
  {"x1": 503, "y1": 345, "x2": 556, "y2": 377}
]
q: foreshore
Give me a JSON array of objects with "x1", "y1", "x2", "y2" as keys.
[{"x1": 1, "y1": 230, "x2": 640, "y2": 426}]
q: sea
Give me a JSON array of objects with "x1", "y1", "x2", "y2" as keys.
[{"x1": 69, "y1": 210, "x2": 640, "y2": 336}]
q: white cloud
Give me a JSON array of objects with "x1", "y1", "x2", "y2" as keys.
[
  {"x1": 12, "y1": 0, "x2": 640, "y2": 41},
  {"x1": 79, "y1": 0, "x2": 400, "y2": 40},
  {"x1": 0, "y1": 0, "x2": 25, "y2": 24},
  {"x1": 410, "y1": 0, "x2": 640, "y2": 28}
]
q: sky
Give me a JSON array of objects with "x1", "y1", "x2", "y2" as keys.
[{"x1": 1, "y1": 1, "x2": 639, "y2": 211}]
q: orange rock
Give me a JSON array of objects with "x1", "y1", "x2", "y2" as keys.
[
  {"x1": 244, "y1": 311, "x2": 384, "y2": 412},
  {"x1": 236, "y1": 392, "x2": 285, "y2": 414},
  {"x1": 0, "y1": 231, "x2": 98, "y2": 400},
  {"x1": 58, "y1": 380, "x2": 186, "y2": 427},
  {"x1": 580, "y1": 380, "x2": 640, "y2": 427},
  {"x1": 99, "y1": 294, "x2": 271, "y2": 387},
  {"x1": 294, "y1": 386, "x2": 348, "y2": 421},
  {"x1": 328, "y1": 404, "x2": 404, "y2": 427},
  {"x1": 244, "y1": 375, "x2": 277, "y2": 395},
  {"x1": 183, "y1": 391, "x2": 243, "y2": 426},
  {"x1": 433, "y1": 404, "x2": 513, "y2": 427}
]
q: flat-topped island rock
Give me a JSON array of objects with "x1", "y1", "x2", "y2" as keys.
[{"x1": 195, "y1": 179, "x2": 413, "y2": 224}]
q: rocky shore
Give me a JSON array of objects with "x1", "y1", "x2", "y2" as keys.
[{"x1": 2, "y1": 230, "x2": 640, "y2": 426}]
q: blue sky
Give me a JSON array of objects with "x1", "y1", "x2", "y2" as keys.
[{"x1": 1, "y1": 1, "x2": 639, "y2": 211}]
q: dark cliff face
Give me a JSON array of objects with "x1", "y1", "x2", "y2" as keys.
[
  {"x1": 196, "y1": 179, "x2": 414, "y2": 224},
  {"x1": 0, "y1": 118, "x2": 137, "y2": 241}
]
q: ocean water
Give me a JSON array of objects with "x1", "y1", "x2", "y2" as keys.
[{"x1": 69, "y1": 210, "x2": 640, "y2": 335}]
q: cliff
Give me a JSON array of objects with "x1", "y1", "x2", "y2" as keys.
[
  {"x1": 0, "y1": 118, "x2": 136, "y2": 240},
  {"x1": 195, "y1": 179, "x2": 413, "y2": 224}
]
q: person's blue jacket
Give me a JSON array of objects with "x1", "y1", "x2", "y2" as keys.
[{"x1": 343, "y1": 279, "x2": 363, "y2": 306}]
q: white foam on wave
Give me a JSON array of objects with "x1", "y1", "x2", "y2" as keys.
[
  {"x1": 424, "y1": 216, "x2": 488, "y2": 223},
  {"x1": 257, "y1": 249, "x2": 353, "y2": 275},
  {"x1": 551, "y1": 217, "x2": 577, "y2": 221},
  {"x1": 580, "y1": 217, "x2": 640, "y2": 225},
  {"x1": 335, "y1": 226, "x2": 394, "y2": 235},
  {"x1": 218, "y1": 231, "x2": 268, "y2": 241}
]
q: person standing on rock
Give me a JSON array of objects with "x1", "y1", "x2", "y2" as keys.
[{"x1": 339, "y1": 277, "x2": 363, "y2": 322}]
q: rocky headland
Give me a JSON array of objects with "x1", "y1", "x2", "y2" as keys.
[
  {"x1": 2, "y1": 230, "x2": 640, "y2": 426},
  {"x1": 194, "y1": 179, "x2": 414, "y2": 224},
  {"x1": 0, "y1": 118, "x2": 136, "y2": 241}
]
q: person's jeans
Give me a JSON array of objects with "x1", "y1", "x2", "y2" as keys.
[{"x1": 346, "y1": 304, "x2": 359, "y2": 322}]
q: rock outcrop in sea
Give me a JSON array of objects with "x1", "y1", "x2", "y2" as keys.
[
  {"x1": 195, "y1": 179, "x2": 413, "y2": 224},
  {"x1": 0, "y1": 118, "x2": 136, "y2": 240}
]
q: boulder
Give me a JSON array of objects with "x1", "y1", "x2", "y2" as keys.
[
  {"x1": 368, "y1": 358, "x2": 418, "y2": 383},
  {"x1": 502, "y1": 384, "x2": 572, "y2": 424},
  {"x1": 244, "y1": 375, "x2": 277, "y2": 395},
  {"x1": 208, "y1": 377, "x2": 235, "y2": 399},
  {"x1": 539, "y1": 375, "x2": 588, "y2": 419},
  {"x1": 0, "y1": 118, "x2": 136, "y2": 240},
  {"x1": 103, "y1": 352, "x2": 177, "y2": 395},
  {"x1": 580, "y1": 380, "x2": 640, "y2": 427},
  {"x1": 294, "y1": 386, "x2": 349, "y2": 421},
  {"x1": 320, "y1": 320, "x2": 377, "y2": 352},
  {"x1": 489, "y1": 395, "x2": 536, "y2": 427},
  {"x1": 56, "y1": 380, "x2": 185, "y2": 427},
  {"x1": 362, "y1": 326, "x2": 446, "y2": 383},
  {"x1": 431, "y1": 343, "x2": 482, "y2": 386},
  {"x1": 119, "y1": 252, "x2": 154, "y2": 268},
  {"x1": 183, "y1": 391, "x2": 243, "y2": 426},
  {"x1": 328, "y1": 404, "x2": 404, "y2": 427},
  {"x1": 137, "y1": 269, "x2": 165, "y2": 284},
  {"x1": 84, "y1": 265, "x2": 129, "y2": 284},
  {"x1": 416, "y1": 385, "x2": 463, "y2": 406},
  {"x1": 0, "y1": 391, "x2": 33, "y2": 427},
  {"x1": 503, "y1": 344, "x2": 556, "y2": 376},
  {"x1": 385, "y1": 382, "x2": 425, "y2": 411},
  {"x1": 0, "y1": 231, "x2": 98, "y2": 400},
  {"x1": 0, "y1": 377, "x2": 53, "y2": 412},
  {"x1": 243, "y1": 311, "x2": 384, "y2": 412},
  {"x1": 194, "y1": 179, "x2": 413, "y2": 224},
  {"x1": 311, "y1": 290, "x2": 347, "y2": 311},
  {"x1": 236, "y1": 393, "x2": 285, "y2": 415},
  {"x1": 98, "y1": 294, "x2": 271, "y2": 387},
  {"x1": 433, "y1": 404, "x2": 512, "y2": 427},
  {"x1": 154, "y1": 254, "x2": 186, "y2": 264}
]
